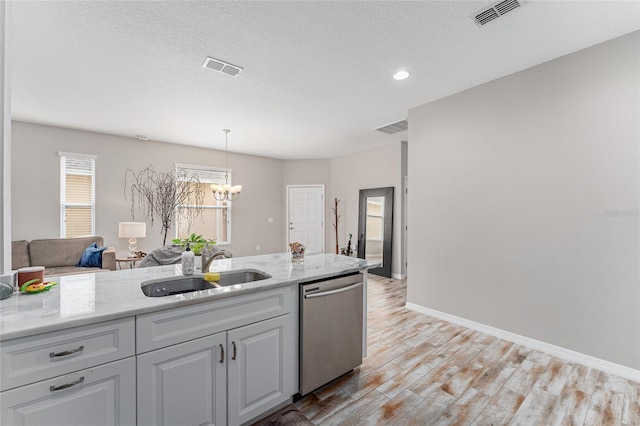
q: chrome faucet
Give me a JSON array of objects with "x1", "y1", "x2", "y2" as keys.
[{"x1": 201, "y1": 244, "x2": 233, "y2": 272}]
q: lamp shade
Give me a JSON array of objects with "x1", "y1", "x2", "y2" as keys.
[{"x1": 118, "y1": 222, "x2": 146, "y2": 238}]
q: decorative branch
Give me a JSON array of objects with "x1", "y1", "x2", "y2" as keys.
[
  {"x1": 332, "y1": 198, "x2": 341, "y2": 254},
  {"x1": 124, "y1": 165, "x2": 206, "y2": 246}
]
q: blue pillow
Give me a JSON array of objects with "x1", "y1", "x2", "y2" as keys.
[{"x1": 77, "y1": 243, "x2": 108, "y2": 268}]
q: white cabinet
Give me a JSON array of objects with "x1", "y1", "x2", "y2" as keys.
[
  {"x1": 1, "y1": 318, "x2": 135, "y2": 392},
  {"x1": 228, "y1": 315, "x2": 295, "y2": 426},
  {"x1": 136, "y1": 285, "x2": 298, "y2": 426},
  {"x1": 1, "y1": 357, "x2": 136, "y2": 426},
  {"x1": 137, "y1": 332, "x2": 227, "y2": 426},
  {"x1": 0, "y1": 318, "x2": 136, "y2": 426},
  {"x1": 137, "y1": 315, "x2": 295, "y2": 426},
  {"x1": 1, "y1": 285, "x2": 298, "y2": 426}
]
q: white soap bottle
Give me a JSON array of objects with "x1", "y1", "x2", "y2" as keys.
[{"x1": 182, "y1": 243, "x2": 195, "y2": 276}]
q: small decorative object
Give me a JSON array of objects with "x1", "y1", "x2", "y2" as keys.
[
  {"x1": 332, "y1": 198, "x2": 341, "y2": 254},
  {"x1": 289, "y1": 242, "x2": 305, "y2": 263},
  {"x1": 19, "y1": 278, "x2": 58, "y2": 294},
  {"x1": 340, "y1": 233, "x2": 354, "y2": 256}
]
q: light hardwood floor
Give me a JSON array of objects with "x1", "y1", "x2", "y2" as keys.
[{"x1": 295, "y1": 275, "x2": 640, "y2": 425}]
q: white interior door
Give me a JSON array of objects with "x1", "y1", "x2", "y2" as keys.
[{"x1": 287, "y1": 185, "x2": 324, "y2": 253}]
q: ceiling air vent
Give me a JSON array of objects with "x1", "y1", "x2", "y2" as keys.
[
  {"x1": 472, "y1": 0, "x2": 525, "y2": 27},
  {"x1": 202, "y1": 57, "x2": 243, "y2": 77},
  {"x1": 374, "y1": 119, "x2": 408, "y2": 135}
]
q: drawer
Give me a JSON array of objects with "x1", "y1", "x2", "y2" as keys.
[
  {"x1": 1, "y1": 357, "x2": 136, "y2": 426},
  {"x1": 137, "y1": 285, "x2": 294, "y2": 353},
  {"x1": 1, "y1": 318, "x2": 135, "y2": 391}
]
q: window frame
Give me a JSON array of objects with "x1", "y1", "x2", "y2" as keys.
[
  {"x1": 175, "y1": 163, "x2": 232, "y2": 245},
  {"x1": 58, "y1": 151, "x2": 97, "y2": 238}
]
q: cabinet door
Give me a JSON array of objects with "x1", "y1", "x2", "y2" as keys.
[
  {"x1": 137, "y1": 332, "x2": 226, "y2": 426},
  {"x1": 1, "y1": 357, "x2": 135, "y2": 426},
  {"x1": 227, "y1": 314, "x2": 295, "y2": 425}
]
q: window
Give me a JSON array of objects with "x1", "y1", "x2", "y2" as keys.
[
  {"x1": 59, "y1": 152, "x2": 96, "y2": 238},
  {"x1": 175, "y1": 164, "x2": 231, "y2": 244},
  {"x1": 366, "y1": 197, "x2": 384, "y2": 241}
]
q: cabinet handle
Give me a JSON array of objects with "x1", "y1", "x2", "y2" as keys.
[
  {"x1": 219, "y1": 344, "x2": 224, "y2": 364},
  {"x1": 232, "y1": 341, "x2": 237, "y2": 360},
  {"x1": 49, "y1": 345, "x2": 84, "y2": 358},
  {"x1": 49, "y1": 376, "x2": 84, "y2": 392}
]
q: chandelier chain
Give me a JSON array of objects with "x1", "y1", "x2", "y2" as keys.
[{"x1": 211, "y1": 128, "x2": 241, "y2": 201}]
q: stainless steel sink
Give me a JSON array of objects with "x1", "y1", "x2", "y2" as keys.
[{"x1": 141, "y1": 269, "x2": 272, "y2": 297}]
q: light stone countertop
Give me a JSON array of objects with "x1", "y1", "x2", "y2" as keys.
[{"x1": 0, "y1": 252, "x2": 376, "y2": 341}]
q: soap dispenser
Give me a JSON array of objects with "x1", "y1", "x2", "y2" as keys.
[{"x1": 182, "y1": 243, "x2": 195, "y2": 276}]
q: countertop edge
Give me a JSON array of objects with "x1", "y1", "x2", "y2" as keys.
[{"x1": 1, "y1": 257, "x2": 372, "y2": 342}]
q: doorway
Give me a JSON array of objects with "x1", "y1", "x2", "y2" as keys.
[{"x1": 286, "y1": 185, "x2": 325, "y2": 253}]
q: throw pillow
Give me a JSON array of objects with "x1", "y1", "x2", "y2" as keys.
[{"x1": 77, "y1": 243, "x2": 108, "y2": 268}]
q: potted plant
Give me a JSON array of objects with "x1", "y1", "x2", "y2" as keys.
[{"x1": 172, "y1": 233, "x2": 216, "y2": 254}]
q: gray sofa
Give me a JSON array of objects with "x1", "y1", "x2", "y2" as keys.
[{"x1": 12, "y1": 236, "x2": 116, "y2": 277}]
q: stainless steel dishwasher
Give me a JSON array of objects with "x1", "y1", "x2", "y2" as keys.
[{"x1": 299, "y1": 272, "x2": 364, "y2": 396}]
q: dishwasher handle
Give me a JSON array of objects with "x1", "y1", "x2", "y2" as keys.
[{"x1": 304, "y1": 281, "x2": 362, "y2": 299}]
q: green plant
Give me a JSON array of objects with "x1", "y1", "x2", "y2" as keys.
[{"x1": 171, "y1": 233, "x2": 216, "y2": 256}]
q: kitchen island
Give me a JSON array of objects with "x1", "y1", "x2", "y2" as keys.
[{"x1": 0, "y1": 252, "x2": 375, "y2": 426}]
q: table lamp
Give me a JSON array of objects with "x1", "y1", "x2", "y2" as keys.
[{"x1": 118, "y1": 222, "x2": 146, "y2": 258}]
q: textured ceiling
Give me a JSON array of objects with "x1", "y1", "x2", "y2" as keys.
[{"x1": 10, "y1": 1, "x2": 640, "y2": 160}]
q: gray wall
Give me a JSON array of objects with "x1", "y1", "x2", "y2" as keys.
[
  {"x1": 11, "y1": 122, "x2": 285, "y2": 258},
  {"x1": 330, "y1": 142, "x2": 404, "y2": 277},
  {"x1": 407, "y1": 32, "x2": 640, "y2": 369},
  {"x1": 11, "y1": 123, "x2": 405, "y2": 271}
]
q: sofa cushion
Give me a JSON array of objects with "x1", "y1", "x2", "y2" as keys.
[
  {"x1": 77, "y1": 243, "x2": 108, "y2": 268},
  {"x1": 44, "y1": 266, "x2": 107, "y2": 278},
  {"x1": 11, "y1": 240, "x2": 30, "y2": 270},
  {"x1": 29, "y1": 237, "x2": 105, "y2": 268}
]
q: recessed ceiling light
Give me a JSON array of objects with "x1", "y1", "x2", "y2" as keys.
[{"x1": 393, "y1": 70, "x2": 410, "y2": 80}]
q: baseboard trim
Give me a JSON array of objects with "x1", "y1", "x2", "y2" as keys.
[
  {"x1": 405, "y1": 302, "x2": 640, "y2": 383},
  {"x1": 392, "y1": 273, "x2": 406, "y2": 280}
]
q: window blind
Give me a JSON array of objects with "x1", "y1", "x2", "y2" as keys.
[{"x1": 59, "y1": 152, "x2": 96, "y2": 238}]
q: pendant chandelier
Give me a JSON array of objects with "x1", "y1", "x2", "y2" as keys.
[{"x1": 211, "y1": 129, "x2": 242, "y2": 201}]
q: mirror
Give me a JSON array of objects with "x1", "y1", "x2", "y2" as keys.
[{"x1": 357, "y1": 187, "x2": 393, "y2": 278}]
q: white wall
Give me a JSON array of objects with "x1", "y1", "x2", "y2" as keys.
[
  {"x1": 11, "y1": 122, "x2": 285, "y2": 258},
  {"x1": 330, "y1": 142, "x2": 404, "y2": 277},
  {"x1": 1, "y1": 1, "x2": 11, "y2": 273},
  {"x1": 407, "y1": 32, "x2": 640, "y2": 369}
]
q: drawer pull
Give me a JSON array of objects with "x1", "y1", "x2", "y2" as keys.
[
  {"x1": 49, "y1": 376, "x2": 85, "y2": 392},
  {"x1": 232, "y1": 341, "x2": 237, "y2": 361},
  {"x1": 49, "y1": 345, "x2": 85, "y2": 358},
  {"x1": 219, "y1": 344, "x2": 225, "y2": 364}
]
